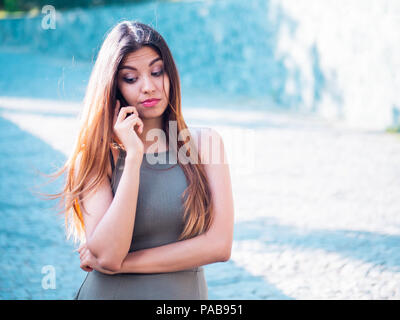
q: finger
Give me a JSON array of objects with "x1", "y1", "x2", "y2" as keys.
[
  {"x1": 122, "y1": 112, "x2": 139, "y2": 127},
  {"x1": 80, "y1": 264, "x2": 92, "y2": 272},
  {"x1": 123, "y1": 114, "x2": 143, "y2": 131},
  {"x1": 80, "y1": 255, "x2": 90, "y2": 269},
  {"x1": 124, "y1": 112, "x2": 137, "y2": 122},
  {"x1": 79, "y1": 246, "x2": 87, "y2": 255},
  {"x1": 80, "y1": 253, "x2": 94, "y2": 272},
  {"x1": 80, "y1": 261, "x2": 87, "y2": 270},
  {"x1": 82, "y1": 265, "x2": 92, "y2": 272},
  {"x1": 81, "y1": 250, "x2": 90, "y2": 261},
  {"x1": 134, "y1": 117, "x2": 144, "y2": 134},
  {"x1": 125, "y1": 118, "x2": 143, "y2": 135},
  {"x1": 127, "y1": 106, "x2": 139, "y2": 117},
  {"x1": 79, "y1": 251, "x2": 85, "y2": 260},
  {"x1": 122, "y1": 114, "x2": 139, "y2": 127},
  {"x1": 117, "y1": 106, "x2": 138, "y2": 123},
  {"x1": 79, "y1": 248, "x2": 89, "y2": 260}
]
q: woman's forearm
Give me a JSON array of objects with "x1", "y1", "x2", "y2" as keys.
[
  {"x1": 118, "y1": 232, "x2": 231, "y2": 274},
  {"x1": 87, "y1": 154, "x2": 142, "y2": 270}
]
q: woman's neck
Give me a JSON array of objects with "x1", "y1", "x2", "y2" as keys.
[{"x1": 138, "y1": 116, "x2": 167, "y2": 152}]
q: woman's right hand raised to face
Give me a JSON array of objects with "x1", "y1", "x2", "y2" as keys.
[{"x1": 113, "y1": 99, "x2": 145, "y2": 160}]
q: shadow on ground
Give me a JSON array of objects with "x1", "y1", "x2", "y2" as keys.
[
  {"x1": 0, "y1": 116, "x2": 85, "y2": 299},
  {"x1": 235, "y1": 218, "x2": 400, "y2": 272},
  {"x1": 0, "y1": 116, "x2": 292, "y2": 299}
]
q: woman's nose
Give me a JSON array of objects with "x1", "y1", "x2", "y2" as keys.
[{"x1": 141, "y1": 75, "x2": 156, "y2": 93}]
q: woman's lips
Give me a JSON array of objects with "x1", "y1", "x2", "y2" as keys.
[{"x1": 141, "y1": 98, "x2": 160, "y2": 107}]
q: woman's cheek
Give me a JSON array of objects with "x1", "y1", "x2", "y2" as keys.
[{"x1": 163, "y1": 77, "x2": 170, "y2": 99}]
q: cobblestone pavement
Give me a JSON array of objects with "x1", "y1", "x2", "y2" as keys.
[{"x1": 1, "y1": 98, "x2": 400, "y2": 299}]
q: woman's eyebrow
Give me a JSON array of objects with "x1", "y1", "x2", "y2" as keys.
[
  {"x1": 119, "y1": 57, "x2": 162, "y2": 71},
  {"x1": 149, "y1": 57, "x2": 162, "y2": 66}
]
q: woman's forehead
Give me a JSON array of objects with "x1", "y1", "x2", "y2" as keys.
[{"x1": 122, "y1": 47, "x2": 161, "y2": 67}]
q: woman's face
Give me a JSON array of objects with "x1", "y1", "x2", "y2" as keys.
[{"x1": 117, "y1": 46, "x2": 170, "y2": 119}]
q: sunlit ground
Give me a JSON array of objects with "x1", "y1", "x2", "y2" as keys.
[
  {"x1": 1, "y1": 95, "x2": 400, "y2": 299},
  {"x1": 1, "y1": 0, "x2": 400, "y2": 299}
]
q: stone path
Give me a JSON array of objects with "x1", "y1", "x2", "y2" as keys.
[{"x1": 1, "y1": 97, "x2": 400, "y2": 299}]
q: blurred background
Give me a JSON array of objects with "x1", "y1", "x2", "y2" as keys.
[{"x1": 1, "y1": 0, "x2": 400, "y2": 299}]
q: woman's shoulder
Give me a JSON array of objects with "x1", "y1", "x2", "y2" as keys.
[{"x1": 188, "y1": 126, "x2": 225, "y2": 164}]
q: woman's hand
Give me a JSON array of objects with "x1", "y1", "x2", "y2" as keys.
[
  {"x1": 77, "y1": 244, "x2": 118, "y2": 275},
  {"x1": 113, "y1": 99, "x2": 145, "y2": 159}
]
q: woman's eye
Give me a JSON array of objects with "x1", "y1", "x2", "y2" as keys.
[
  {"x1": 152, "y1": 69, "x2": 164, "y2": 77},
  {"x1": 123, "y1": 77, "x2": 137, "y2": 84}
]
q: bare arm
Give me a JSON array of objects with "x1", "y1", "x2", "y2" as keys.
[
  {"x1": 118, "y1": 230, "x2": 231, "y2": 274},
  {"x1": 117, "y1": 128, "x2": 234, "y2": 273},
  {"x1": 77, "y1": 103, "x2": 145, "y2": 271},
  {"x1": 78, "y1": 153, "x2": 142, "y2": 272}
]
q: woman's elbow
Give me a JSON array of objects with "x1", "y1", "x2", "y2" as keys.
[
  {"x1": 86, "y1": 241, "x2": 123, "y2": 272},
  {"x1": 206, "y1": 229, "x2": 233, "y2": 262},
  {"x1": 215, "y1": 239, "x2": 232, "y2": 262},
  {"x1": 220, "y1": 245, "x2": 232, "y2": 262},
  {"x1": 97, "y1": 256, "x2": 122, "y2": 272}
]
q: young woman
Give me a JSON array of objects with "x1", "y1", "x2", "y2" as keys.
[{"x1": 51, "y1": 21, "x2": 234, "y2": 299}]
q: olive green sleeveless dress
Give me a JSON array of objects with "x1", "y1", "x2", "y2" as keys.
[{"x1": 74, "y1": 149, "x2": 208, "y2": 300}]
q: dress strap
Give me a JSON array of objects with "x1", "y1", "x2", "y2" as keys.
[
  {"x1": 110, "y1": 148, "x2": 125, "y2": 196},
  {"x1": 109, "y1": 148, "x2": 115, "y2": 173}
]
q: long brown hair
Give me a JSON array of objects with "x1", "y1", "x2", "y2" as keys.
[{"x1": 44, "y1": 21, "x2": 213, "y2": 245}]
